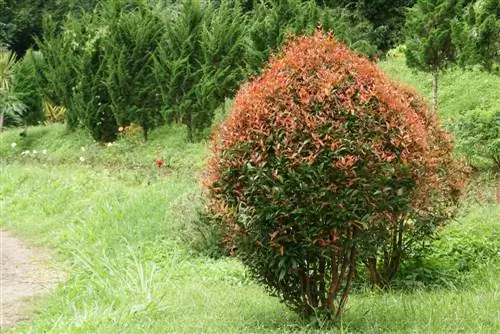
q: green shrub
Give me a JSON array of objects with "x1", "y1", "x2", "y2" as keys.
[
  {"x1": 153, "y1": 0, "x2": 252, "y2": 141},
  {"x1": 249, "y1": 0, "x2": 377, "y2": 69},
  {"x1": 448, "y1": 106, "x2": 500, "y2": 171},
  {"x1": 11, "y1": 49, "x2": 44, "y2": 125},
  {"x1": 36, "y1": 0, "x2": 165, "y2": 142},
  {"x1": 394, "y1": 202, "x2": 499, "y2": 290},
  {"x1": 204, "y1": 31, "x2": 467, "y2": 318}
]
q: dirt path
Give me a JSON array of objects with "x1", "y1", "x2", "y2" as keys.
[{"x1": 0, "y1": 230, "x2": 64, "y2": 329}]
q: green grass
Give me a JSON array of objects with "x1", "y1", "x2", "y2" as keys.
[
  {"x1": 1, "y1": 57, "x2": 499, "y2": 332},
  {"x1": 380, "y1": 52, "x2": 500, "y2": 121}
]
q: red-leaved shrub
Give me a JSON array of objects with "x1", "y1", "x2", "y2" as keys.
[{"x1": 204, "y1": 31, "x2": 467, "y2": 317}]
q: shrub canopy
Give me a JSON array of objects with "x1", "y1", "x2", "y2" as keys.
[{"x1": 204, "y1": 31, "x2": 467, "y2": 316}]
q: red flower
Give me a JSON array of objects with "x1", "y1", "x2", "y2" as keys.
[{"x1": 156, "y1": 159, "x2": 164, "y2": 168}]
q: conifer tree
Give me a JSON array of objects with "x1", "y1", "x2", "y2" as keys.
[
  {"x1": 404, "y1": 0, "x2": 461, "y2": 114},
  {"x1": 452, "y1": 0, "x2": 499, "y2": 73}
]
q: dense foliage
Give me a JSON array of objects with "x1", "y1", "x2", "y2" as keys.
[
  {"x1": 451, "y1": 0, "x2": 500, "y2": 73},
  {"x1": 0, "y1": 0, "x2": 97, "y2": 56},
  {"x1": 153, "y1": 0, "x2": 253, "y2": 140},
  {"x1": 249, "y1": 0, "x2": 378, "y2": 65},
  {"x1": 205, "y1": 31, "x2": 467, "y2": 317},
  {"x1": 11, "y1": 49, "x2": 44, "y2": 125},
  {"x1": 449, "y1": 106, "x2": 500, "y2": 171},
  {"x1": 29, "y1": 0, "x2": 376, "y2": 141},
  {"x1": 404, "y1": 0, "x2": 499, "y2": 113},
  {"x1": 0, "y1": 49, "x2": 26, "y2": 130},
  {"x1": 329, "y1": 0, "x2": 416, "y2": 53}
]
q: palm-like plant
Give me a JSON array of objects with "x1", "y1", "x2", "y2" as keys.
[{"x1": 0, "y1": 49, "x2": 26, "y2": 131}]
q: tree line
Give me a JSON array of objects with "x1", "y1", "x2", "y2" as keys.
[{"x1": 0, "y1": 0, "x2": 497, "y2": 140}]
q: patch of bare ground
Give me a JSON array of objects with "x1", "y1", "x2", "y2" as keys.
[{"x1": 0, "y1": 230, "x2": 65, "y2": 329}]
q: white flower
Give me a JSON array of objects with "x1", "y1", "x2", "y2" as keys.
[
  {"x1": 79, "y1": 156, "x2": 85, "y2": 162},
  {"x1": 42, "y1": 149, "x2": 47, "y2": 155},
  {"x1": 11, "y1": 142, "x2": 17, "y2": 148},
  {"x1": 32, "y1": 150, "x2": 38, "y2": 154},
  {"x1": 21, "y1": 150, "x2": 30, "y2": 156},
  {"x1": 81, "y1": 146, "x2": 86, "y2": 152},
  {"x1": 106, "y1": 142, "x2": 113, "y2": 147}
]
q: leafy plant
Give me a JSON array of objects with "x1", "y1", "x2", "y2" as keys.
[
  {"x1": 204, "y1": 31, "x2": 467, "y2": 318},
  {"x1": 43, "y1": 99, "x2": 65, "y2": 123},
  {"x1": 0, "y1": 49, "x2": 26, "y2": 130},
  {"x1": 448, "y1": 106, "x2": 500, "y2": 171},
  {"x1": 153, "y1": 0, "x2": 252, "y2": 141},
  {"x1": 12, "y1": 49, "x2": 44, "y2": 125}
]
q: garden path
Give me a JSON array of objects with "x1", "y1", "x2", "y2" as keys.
[{"x1": 0, "y1": 230, "x2": 63, "y2": 329}]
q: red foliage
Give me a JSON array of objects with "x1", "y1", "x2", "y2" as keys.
[
  {"x1": 203, "y1": 31, "x2": 469, "y2": 314},
  {"x1": 206, "y1": 31, "x2": 466, "y2": 206}
]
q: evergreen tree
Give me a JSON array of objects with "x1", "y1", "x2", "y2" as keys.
[
  {"x1": 452, "y1": 0, "x2": 499, "y2": 73},
  {"x1": 324, "y1": 0, "x2": 416, "y2": 53},
  {"x1": 0, "y1": 0, "x2": 96, "y2": 56},
  {"x1": 405, "y1": 0, "x2": 497, "y2": 114},
  {"x1": 404, "y1": 0, "x2": 462, "y2": 114}
]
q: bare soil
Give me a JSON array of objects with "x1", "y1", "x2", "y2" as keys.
[{"x1": 0, "y1": 230, "x2": 64, "y2": 329}]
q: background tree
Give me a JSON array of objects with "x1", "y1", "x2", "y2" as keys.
[
  {"x1": 404, "y1": 0, "x2": 463, "y2": 114},
  {"x1": 451, "y1": 0, "x2": 500, "y2": 73},
  {"x1": 324, "y1": 0, "x2": 416, "y2": 53},
  {"x1": 0, "y1": 0, "x2": 97, "y2": 55}
]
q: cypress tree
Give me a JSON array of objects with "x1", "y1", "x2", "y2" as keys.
[
  {"x1": 452, "y1": 0, "x2": 499, "y2": 73},
  {"x1": 404, "y1": 0, "x2": 461, "y2": 114}
]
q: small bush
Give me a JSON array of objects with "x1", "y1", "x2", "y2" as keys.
[
  {"x1": 43, "y1": 99, "x2": 66, "y2": 123},
  {"x1": 204, "y1": 31, "x2": 467, "y2": 318},
  {"x1": 448, "y1": 106, "x2": 500, "y2": 171},
  {"x1": 11, "y1": 49, "x2": 44, "y2": 125},
  {"x1": 394, "y1": 202, "x2": 499, "y2": 290}
]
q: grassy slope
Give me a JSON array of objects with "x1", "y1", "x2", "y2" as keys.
[
  {"x1": 0, "y1": 60, "x2": 499, "y2": 333},
  {"x1": 379, "y1": 52, "x2": 500, "y2": 121}
]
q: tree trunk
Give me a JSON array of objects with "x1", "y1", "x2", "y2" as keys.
[
  {"x1": 496, "y1": 172, "x2": 499, "y2": 205},
  {"x1": 432, "y1": 71, "x2": 439, "y2": 115},
  {"x1": 0, "y1": 111, "x2": 4, "y2": 132},
  {"x1": 366, "y1": 257, "x2": 381, "y2": 287}
]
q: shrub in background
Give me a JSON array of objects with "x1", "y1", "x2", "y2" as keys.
[
  {"x1": 35, "y1": 13, "x2": 99, "y2": 131},
  {"x1": 153, "y1": 0, "x2": 252, "y2": 140},
  {"x1": 36, "y1": 0, "x2": 165, "y2": 142},
  {"x1": 204, "y1": 31, "x2": 467, "y2": 318},
  {"x1": 448, "y1": 106, "x2": 499, "y2": 171},
  {"x1": 100, "y1": 0, "x2": 165, "y2": 142},
  {"x1": 249, "y1": 0, "x2": 377, "y2": 69},
  {"x1": 11, "y1": 49, "x2": 44, "y2": 125}
]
